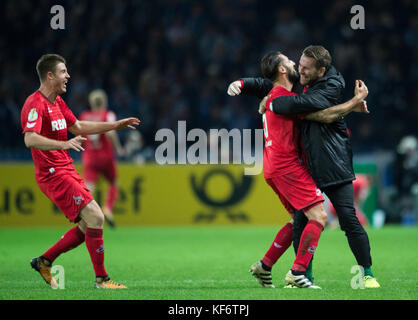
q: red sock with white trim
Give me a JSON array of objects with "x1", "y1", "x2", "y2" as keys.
[
  {"x1": 85, "y1": 228, "x2": 107, "y2": 277},
  {"x1": 262, "y1": 222, "x2": 293, "y2": 268}
]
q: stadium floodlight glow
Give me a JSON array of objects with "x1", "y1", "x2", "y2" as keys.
[{"x1": 155, "y1": 121, "x2": 263, "y2": 175}]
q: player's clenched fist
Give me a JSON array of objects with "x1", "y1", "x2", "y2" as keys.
[
  {"x1": 63, "y1": 135, "x2": 87, "y2": 152},
  {"x1": 115, "y1": 117, "x2": 141, "y2": 130},
  {"x1": 227, "y1": 80, "x2": 243, "y2": 96}
]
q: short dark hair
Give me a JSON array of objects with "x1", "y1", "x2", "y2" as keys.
[
  {"x1": 302, "y1": 45, "x2": 331, "y2": 70},
  {"x1": 36, "y1": 54, "x2": 66, "y2": 82},
  {"x1": 261, "y1": 51, "x2": 284, "y2": 81}
]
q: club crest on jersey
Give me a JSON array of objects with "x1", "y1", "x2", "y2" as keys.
[
  {"x1": 51, "y1": 119, "x2": 67, "y2": 131},
  {"x1": 28, "y1": 108, "x2": 38, "y2": 122},
  {"x1": 73, "y1": 196, "x2": 84, "y2": 205}
]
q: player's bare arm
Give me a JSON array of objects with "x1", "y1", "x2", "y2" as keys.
[
  {"x1": 304, "y1": 80, "x2": 369, "y2": 123},
  {"x1": 69, "y1": 117, "x2": 140, "y2": 136},
  {"x1": 24, "y1": 132, "x2": 86, "y2": 152}
]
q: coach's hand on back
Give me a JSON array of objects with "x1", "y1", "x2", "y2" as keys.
[{"x1": 258, "y1": 95, "x2": 270, "y2": 115}]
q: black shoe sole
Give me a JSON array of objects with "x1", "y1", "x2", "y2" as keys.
[{"x1": 30, "y1": 257, "x2": 40, "y2": 272}]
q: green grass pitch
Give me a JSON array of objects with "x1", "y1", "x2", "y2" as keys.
[{"x1": 0, "y1": 225, "x2": 417, "y2": 300}]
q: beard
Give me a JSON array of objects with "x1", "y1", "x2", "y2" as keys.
[{"x1": 286, "y1": 66, "x2": 300, "y2": 84}]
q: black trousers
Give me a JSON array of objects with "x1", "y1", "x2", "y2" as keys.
[{"x1": 292, "y1": 181, "x2": 372, "y2": 268}]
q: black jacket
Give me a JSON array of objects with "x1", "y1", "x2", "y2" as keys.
[{"x1": 241, "y1": 66, "x2": 355, "y2": 189}]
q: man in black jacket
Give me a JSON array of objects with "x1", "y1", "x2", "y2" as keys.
[{"x1": 228, "y1": 45, "x2": 380, "y2": 288}]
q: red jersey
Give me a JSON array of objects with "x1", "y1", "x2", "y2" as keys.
[
  {"x1": 79, "y1": 109, "x2": 116, "y2": 160},
  {"x1": 21, "y1": 91, "x2": 77, "y2": 181},
  {"x1": 262, "y1": 86, "x2": 303, "y2": 178}
]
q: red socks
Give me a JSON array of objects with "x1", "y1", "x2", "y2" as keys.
[
  {"x1": 43, "y1": 226, "x2": 85, "y2": 262},
  {"x1": 292, "y1": 220, "x2": 323, "y2": 272},
  {"x1": 43, "y1": 226, "x2": 108, "y2": 278},
  {"x1": 106, "y1": 185, "x2": 118, "y2": 211},
  {"x1": 262, "y1": 222, "x2": 293, "y2": 267},
  {"x1": 85, "y1": 228, "x2": 107, "y2": 277}
]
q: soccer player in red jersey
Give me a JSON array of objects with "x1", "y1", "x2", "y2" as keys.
[
  {"x1": 229, "y1": 52, "x2": 369, "y2": 288},
  {"x1": 79, "y1": 89, "x2": 125, "y2": 228},
  {"x1": 22, "y1": 54, "x2": 140, "y2": 289}
]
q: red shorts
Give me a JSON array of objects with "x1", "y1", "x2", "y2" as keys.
[
  {"x1": 265, "y1": 167, "x2": 324, "y2": 214},
  {"x1": 82, "y1": 156, "x2": 117, "y2": 184},
  {"x1": 37, "y1": 165, "x2": 94, "y2": 223}
]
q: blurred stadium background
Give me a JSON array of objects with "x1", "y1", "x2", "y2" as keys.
[{"x1": 0, "y1": 0, "x2": 417, "y2": 228}]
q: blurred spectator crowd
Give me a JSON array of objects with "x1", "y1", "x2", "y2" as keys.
[{"x1": 0, "y1": 0, "x2": 417, "y2": 161}]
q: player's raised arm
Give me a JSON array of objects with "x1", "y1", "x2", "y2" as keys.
[
  {"x1": 68, "y1": 117, "x2": 140, "y2": 136},
  {"x1": 304, "y1": 80, "x2": 369, "y2": 123}
]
